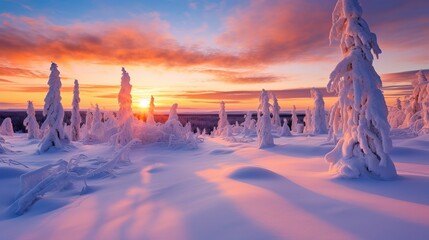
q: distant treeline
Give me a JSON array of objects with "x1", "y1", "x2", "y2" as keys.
[{"x1": 0, "y1": 111, "x2": 304, "y2": 134}]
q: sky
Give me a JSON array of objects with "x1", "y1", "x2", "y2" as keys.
[{"x1": 0, "y1": 0, "x2": 428, "y2": 113}]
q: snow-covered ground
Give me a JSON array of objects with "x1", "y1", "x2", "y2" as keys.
[{"x1": 1, "y1": 133, "x2": 429, "y2": 240}]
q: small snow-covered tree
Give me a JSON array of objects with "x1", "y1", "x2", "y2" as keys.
[
  {"x1": 256, "y1": 89, "x2": 274, "y2": 148},
  {"x1": 325, "y1": 0, "x2": 396, "y2": 179},
  {"x1": 23, "y1": 101, "x2": 39, "y2": 139},
  {"x1": 280, "y1": 118, "x2": 292, "y2": 136},
  {"x1": 70, "y1": 79, "x2": 81, "y2": 141},
  {"x1": 410, "y1": 70, "x2": 428, "y2": 114},
  {"x1": 146, "y1": 95, "x2": 156, "y2": 125},
  {"x1": 116, "y1": 67, "x2": 134, "y2": 146},
  {"x1": 303, "y1": 107, "x2": 313, "y2": 133},
  {"x1": 216, "y1": 101, "x2": 229, "y2": 136},
  {"x1": 388, "y1": 97, "x2": 405, "y2": 129},
  {"x1": 291, "y1": 105, "x2": 298, "y2": 133},
  {"x1": 0, "y1": 117, "x2": 14, "y2": 136},
  {"x1": 271, "y1": 93, "x2": 281, "y2": 129},
  {"x1": 311, "y1": 88, "x2": 328, "y2": 134},
  {"x1": 38, "y1": 62, "x2": 69, "y2": 152}
]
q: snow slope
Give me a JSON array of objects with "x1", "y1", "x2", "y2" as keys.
[{"x1": 1, "y1": 133, "x2": 429, "y2": 240}]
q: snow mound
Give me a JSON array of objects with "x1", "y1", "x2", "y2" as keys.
[
  {"x1": 228, "y1": 166, "x2": 281, "y2": 180},
  {"x1": 0, "y1": 167, "x2": 28, "y2": 180}
]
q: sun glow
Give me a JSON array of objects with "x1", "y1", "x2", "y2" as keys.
[{"x1": 139, "y1": 99, "x2": 150, "y2": 108}]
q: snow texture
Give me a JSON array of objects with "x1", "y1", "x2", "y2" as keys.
[
  {"x1": 325, "y1": 0, "x2": 396, "y2": 179},
  {"x1": 256, "y1": 89, "x2": 274, "y2": 148},
  {"x1": 38, "y1": 62, "x2": 70, "y2": 153},
  {"x1": 71, "y1": 80, "x2": 81, "y2": 141}
]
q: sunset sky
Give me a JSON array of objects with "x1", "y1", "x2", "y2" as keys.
[{"x1": 0, "y1": 0, "x2": 428, "y2": 113}]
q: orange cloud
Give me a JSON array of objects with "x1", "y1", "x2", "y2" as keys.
[
  {"x1": 198, "y1": 69, "x2": 284, "y2": 84},
  {"x1": 0, "y1": 66, "x2": 47, "y2": 78}
]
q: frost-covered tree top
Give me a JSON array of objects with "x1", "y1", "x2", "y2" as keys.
[
  {"x1": 325, "y1": 0, "x2": 396, "y2": 179},
  {"x1": 118, "y1": 67, "x2": 133, "y2": 122},
  {"x1": 168, "y1": 103, "x2": 179, "y2": 122}
]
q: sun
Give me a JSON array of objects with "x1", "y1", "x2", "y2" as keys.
[{"x1": 139, "y1": 99, "x2": 150, "y2": 108}]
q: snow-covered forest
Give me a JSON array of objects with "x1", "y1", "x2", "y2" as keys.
[{"x1": 1, "y1": 0, "x2": 428, "y2": 239}]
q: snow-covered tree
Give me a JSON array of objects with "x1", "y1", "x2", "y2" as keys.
[
  {"x1": 216, "y1": 101, "x2": 229, "y2": 136},
  {"x1": 85, "y1": 109, "x2": 93, "y2": 133},
  {"x1": 271, "y1": 93, "x2": 281, "y2": 129},
  {"x1": 0, "y1": 117, "x2": 14, "y2": 136},
  {"x1": 38, "y1": 62, "x2": 69, "y2": 152},
  {"x1": 146, "y1": 95, "x2": 156, "y2": 125},
  {"x1": 291, "y1": 105, "x2": 298, "y2": 133},
  {"x1": 23, "y1": 101, "x2": 39, "y2": 139},
  {"x1": 118, "y1": 67, "x2": 133, "y2": 123},
  {"x1": 410, "y1": 70, "x2": 428, "y2": 114},
  {"x1": 311, "y1": 88, "x2": 328, "y2": 134},
  {"x1": 70, "y1": 79, "x2": 81, "y2": 141},
  {"x1": 256, "y1": 89, "x2": 274, "y2": 148},
  {"x1": 396, "y1": 97, "x2": 402, "y2": 110},
  {"x1": 324, "y1": 0, "x2": 396, "y2": 179},
  {"x1": 280, "y1": 118, "x2": 292, "y2": 137},
  {"x1": 116, "y1": 67, "x2": 134, "y2": 146},
  {"x1": 388, "y1": 97, "x2": 406, "y2": 129},
  {"x1": 303, "y1": 107, "x2": 313, "y2": 133}
]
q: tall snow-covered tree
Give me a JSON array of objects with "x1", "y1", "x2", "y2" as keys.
[
  {"x1": 256, "y1": 89, "x2": 274, "y2": 148},
  {"x1": 291, "y1": 105, "x2": 298, "y2": 133},
  {"x1": 303, "y1": 107, "x2": 313, "y2": 133},
  {"x1": 271, "y1": 93, "x2": 281, "y2": 129},
  {"x1": 116, "y1": 67, "x2": 134, "y2": 146},
  {"x1": 325, "y1": 0, "x2": 396, "y2": 179},
  {"x1": 70, "y1": 79, "x2": 81, "y2": 141},
  {"x1": 146, "y1": 95, "x2": 156, "y2": 125},
  {"x1": 23, "y1": 101, "x2": 39, "y2": 139},
  {"x1": 311, "y1": 88, "x2": 328, "y2": 134},
  {"x1": 38, "y1": 62, "x2": 69, "y2": 152},
  {"x1": 0, "y1": 117, "x2": 14, "y2": 136},
  {"x1": 118, "y1": 67, "x2": 133, "y2": 123},
  {"x1": 216, "y1": 101, "x2": 229, "y2": 136}
]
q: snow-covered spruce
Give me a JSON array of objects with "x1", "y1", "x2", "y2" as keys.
[
  {"x1": 310, "y1": 88, "x2": 328, "y2": 134},
  {"x1": 242, "y1": 112, "x2": 256, "y2": 136},
  {"x1": 0, "y1": 117, "x2": 14, "y2": 136},
  {"x1": 70, "y1": 80, "x2": 81, "y2": 141},
  {"x1": 116, "y1": 67, "x2": 134, "y2": 147},
  {"x1": 303, "y1": 107, "x2": 313, "y2": 133},
  {"x1": 325, "y1": 0, "x2": 396, "y2": 179},
  {"x1": 146, "y1": 95, "x2": 156, "y2": 125},
  {"x1": 23, "y1": 101, "x2": 40, "y2": 139},
  {"x1": 291, "y1": 105, "x2": 298, "y2": 133},
  {"x1": 216, "y1": 101, "x2": 229, "y2": 136},
  {"x1": 388, "y1": 97, "x2": 406, "y2": 129},
  {"x1": 271, "y1": 93, "x2": 282, "y2": 130},
  {"x1": 38, "y1": 63, "x2": 70, "y2": 152},
  {"x1": 256, "y1": 89, "x2": 274, "y2": 148}
]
